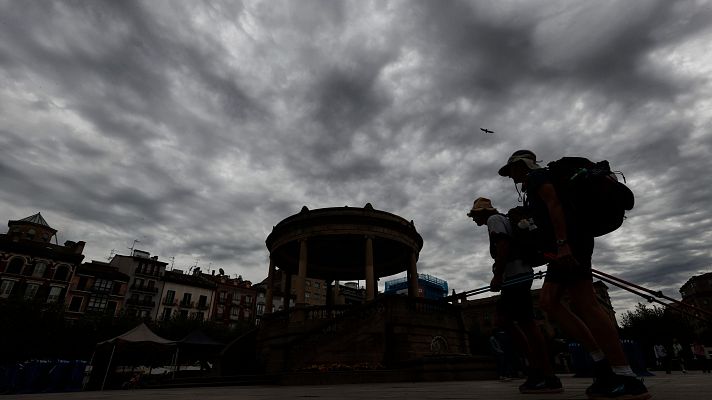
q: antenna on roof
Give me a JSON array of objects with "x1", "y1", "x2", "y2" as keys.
[
  {"x1": 128, "y1": 239, "x2": 140, "y2": 255},
  {"x1": 107, "y1": 249, "x2": 116, "y2": 261}
]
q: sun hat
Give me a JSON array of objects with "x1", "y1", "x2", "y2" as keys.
[
  {"x1": 467, "y1": 197, "x2": 497, "y2": 217},
  {"x1": 498, "y1": 149, "x2": 540, "y2": 177}
]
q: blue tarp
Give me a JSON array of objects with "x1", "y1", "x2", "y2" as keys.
[{"x1": 0, "y1": 360, "x2": 87, "y2": 394}]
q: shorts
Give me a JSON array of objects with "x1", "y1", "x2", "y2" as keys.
[
  {"x1": 497, "y1": 272, "x2": 535, "y2": 322},
  {"x1": 544, "y1": 235, "x2": 595, "y2": 284}
]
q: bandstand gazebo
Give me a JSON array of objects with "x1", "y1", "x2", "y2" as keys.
[
  {"x1": 247, "y1": 204, "x2": 491, "y2": 379},
  {"x1": 263, "y1": 203, "x2": 423, "y2": 313}
]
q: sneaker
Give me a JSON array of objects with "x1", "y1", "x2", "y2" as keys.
[
  {"x1": 519, "y1": 375, "x2": 563, "y2": 394},
  {"x1": 586, "y1": 375, "x2": 651, "y2": 400}
]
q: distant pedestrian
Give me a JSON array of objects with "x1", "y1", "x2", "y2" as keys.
[
  {"x1": 692, "y1": 340, "x2": 710, "y2": 373},
  {"x1": 498, "y1": 150, "x2": 649, "y2": 400},
  {"x1": 468, "y1": 197, "x2": 562, "y2": 394},
  {"x1": 653, "y1": 343, "x2": 670, "y2": 373},
  {"x1": 672, "y1": 338, "x2": 687, "y2": 373}
]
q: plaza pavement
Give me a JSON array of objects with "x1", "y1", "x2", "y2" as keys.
[{"x1": 4, "y1": 372, "x2": 710, "y2": 399}]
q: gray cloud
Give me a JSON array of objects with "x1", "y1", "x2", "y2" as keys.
[{"x1": 1, "y1": 0, "x2": 711, "y2": 316}]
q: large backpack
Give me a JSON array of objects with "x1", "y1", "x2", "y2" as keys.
[
  {"x1": 545, "y1": 157, "x2": 635, "y2": 237},
  {"x1": 505, "y1": 206, "x2": 553, "y2": 267}
]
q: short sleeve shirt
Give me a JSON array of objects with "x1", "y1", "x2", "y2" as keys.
[{"x1": 486, "y1": 214, "x2": 533, "y2": 279}]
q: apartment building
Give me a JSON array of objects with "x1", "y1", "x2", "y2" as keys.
[
  {"x1": 65, "y1": 260, "x2": 130, "y2": 320},
  {"x1": 0, "y1": 213, "x2": 85, "y2": 305},
  {"x1": 109, "y1": 250, "x2": 167, "y2": 318},
  {"x1": 156, "y1": 269, "x2": 216, "y2": 321}
]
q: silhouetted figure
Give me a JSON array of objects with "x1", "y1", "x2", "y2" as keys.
[
  {"x1": 672, "y1": 338, "x2": 687, "y2": 373},
  {"x1": 653, "y1": 343, "x2": 671, "y2": 374},
  {"x1": 468, "y1": 197, "x2": 562, "y2": 394},
  {"x1": 498, "y1": 150, "x2": 649, "y2": 400},
  {"x1": 692, "y1": 340, "x2": 711, "y2": 373}
]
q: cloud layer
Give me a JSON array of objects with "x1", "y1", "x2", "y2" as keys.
[{"x1": 2, "y1": 0, "x2": 711, "y2": 315}]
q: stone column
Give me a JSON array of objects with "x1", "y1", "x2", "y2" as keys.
[
  {"x1": 283, "y1": 271, "x2": 292, "y2": 312},
  {"x1": 408, "y1": 250, "x2": 419, "y2": 299},
  {"x1": 296, "y1": 239, "x2": 308, "y2": 306},
  {"x1": 265, "y1": 256, "x2": 275, "y2": 314},
  {"x1": 365, "y1": 236, "x2": 375, "y2": 301},
  {"x1": 325, "y1": 280, "x2": 333, "y2": 307}
]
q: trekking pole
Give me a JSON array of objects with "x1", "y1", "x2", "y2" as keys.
[
  {"x1": 592, "y1": 268, "x2": 712, "y2": 320},
  {"x1": 446, "y1": 270, "x2": 546, "y2": 302},
  {"x1": 591, "y1": 270, "x2": 711, "y2": 324}
]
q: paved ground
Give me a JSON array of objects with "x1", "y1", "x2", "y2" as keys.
[{"x1": 5, "y1": 372, "x2": 710, "y2": 399}]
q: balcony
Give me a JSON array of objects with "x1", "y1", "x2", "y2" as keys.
[
  {"x1": 126, "y1": 298, "x2": 156, "y2": 308},
  {"x1": 178, "y1": 300, "x2": 194, "y2": 308},
  {"x1": 196, "y1": 302, "x2": 210, "y2": 310},
  {"x1": 134, "y1": 267, "x2": 162, "y2": 278},
  {"x1": 131, "y1": 284, "x2": 159, "y2": 294},
  {"x1": 162, "y1": 298, "x2": 177, "y2": 306}
]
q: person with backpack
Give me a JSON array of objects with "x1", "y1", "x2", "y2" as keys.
[
  {"x1": 467, "y1": 197, "x2": 562, "y2": 394},
  {"x1": 498, "y1": 150, "x2": 650, "y2": 400}
]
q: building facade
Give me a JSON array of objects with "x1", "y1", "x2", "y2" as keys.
[
  {"x1": 0, "y1": 213, "x2": 85, "y2": 306},
  {"x1": 384, "y1": 273, "x2": 449, "y2": 300},
  {"x1": 680, "y1": 272, "x2": 712, "y2": 312},
  {"x1": 156, "y1": 270, "x2": 216, "y2": 321},
  {"x1": 109, "y1": 250, "x2": 167, "y2": 318},
  {"x1": 65, "y1": 260, "x2": 130, "y2": 320},
  {"x1": 208, "y1": 273, "x2": 257, "y2": 327}
]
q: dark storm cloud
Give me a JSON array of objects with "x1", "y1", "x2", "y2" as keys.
[{"x1": 1, "y1": 0, "x2": 711, "y2": 316}]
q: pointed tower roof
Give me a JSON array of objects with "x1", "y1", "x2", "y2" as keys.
[{"x1": 17, "y1": 212, "x2": 52, "y2": 228}]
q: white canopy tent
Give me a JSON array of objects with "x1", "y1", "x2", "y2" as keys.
[{"x1": 94, "y1": 323, "x2": 176, "y2": 390}]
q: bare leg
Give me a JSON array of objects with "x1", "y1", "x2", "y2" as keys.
[
  {"x1": 567, "y1": 280, "x2": 627, "y2": 366},
  {"x1": 539, "y1": 281, "x2": 600, "y2": 353}
]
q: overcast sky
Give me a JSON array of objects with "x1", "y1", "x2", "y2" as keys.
[{"x1": 2, "y1": 0, "x2": 711, "y2": 316}]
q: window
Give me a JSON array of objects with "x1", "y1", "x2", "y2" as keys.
[
  {"x1": 0, "y1": 280, "x2": 15, "y2": 298},
  {"x1": 245, "y1": 295, "x2": 252, "y2": 304},
  {"x1": 162, "y1": 308, "x2": 173, "y2": 320},
  {"x1": 147, "y1": 280, "x2": 155, "y2": 289},
  {"x1": 86, "y1": 295, "x2": 108, "y2": 311},
  {"x1": 165, "y1": 290, "x2": 176, "y2": 304},
  {"x1": 54, "y1": 265, "x2": 70, "y2": 281},
  {"x1": 314, "y1": 282, "x2": 320, "y2": 289},
  {"x1": 219, "y1": 291, "x2": 227, "y2": 302},
  {"x1": 179, "y1": 310, "x2": 188, "y2": 319},
  {"x1": 256, "y1": 304, "x2": 264, "y2": 315},
  {"x1": 68, "y1": 296, "x2": 83, "y2": 312},
  {"x1": 231, "y1": 307, "x2": 240, "y2": 317},
  {"x1": 198, "y1": 295, "x2": 207, "y2": 308},
  {"x1": 33, "y1": 262, "x2": 47, "y2": 278},
  {"x1": 106, "y1": 301, "x2": 118, "y2": 316},
  {"x1": 182, "y1": 293, "x2": 192, "y2": 307},
  {"x1": 24, "y1": 283, "x2": 40, "y2": 300},
  {"x1": 217, "y1": 305, "x2": 225, "y2": 316},
  {"x1": 77, "y1": 276, "x2": 88, "y2": 290},
  {"x1": 6, "y1": 258, "x2": 24, "y2": 274},
  {"x1": 47, "y1": 286, "x2": 62, "y2": 303},
  {"x1": 93, "y1": 278, "x2": 113, "y2": 293},
  {"x1": 134, "y1": 278, "x2": 144, "y2": 288}
]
